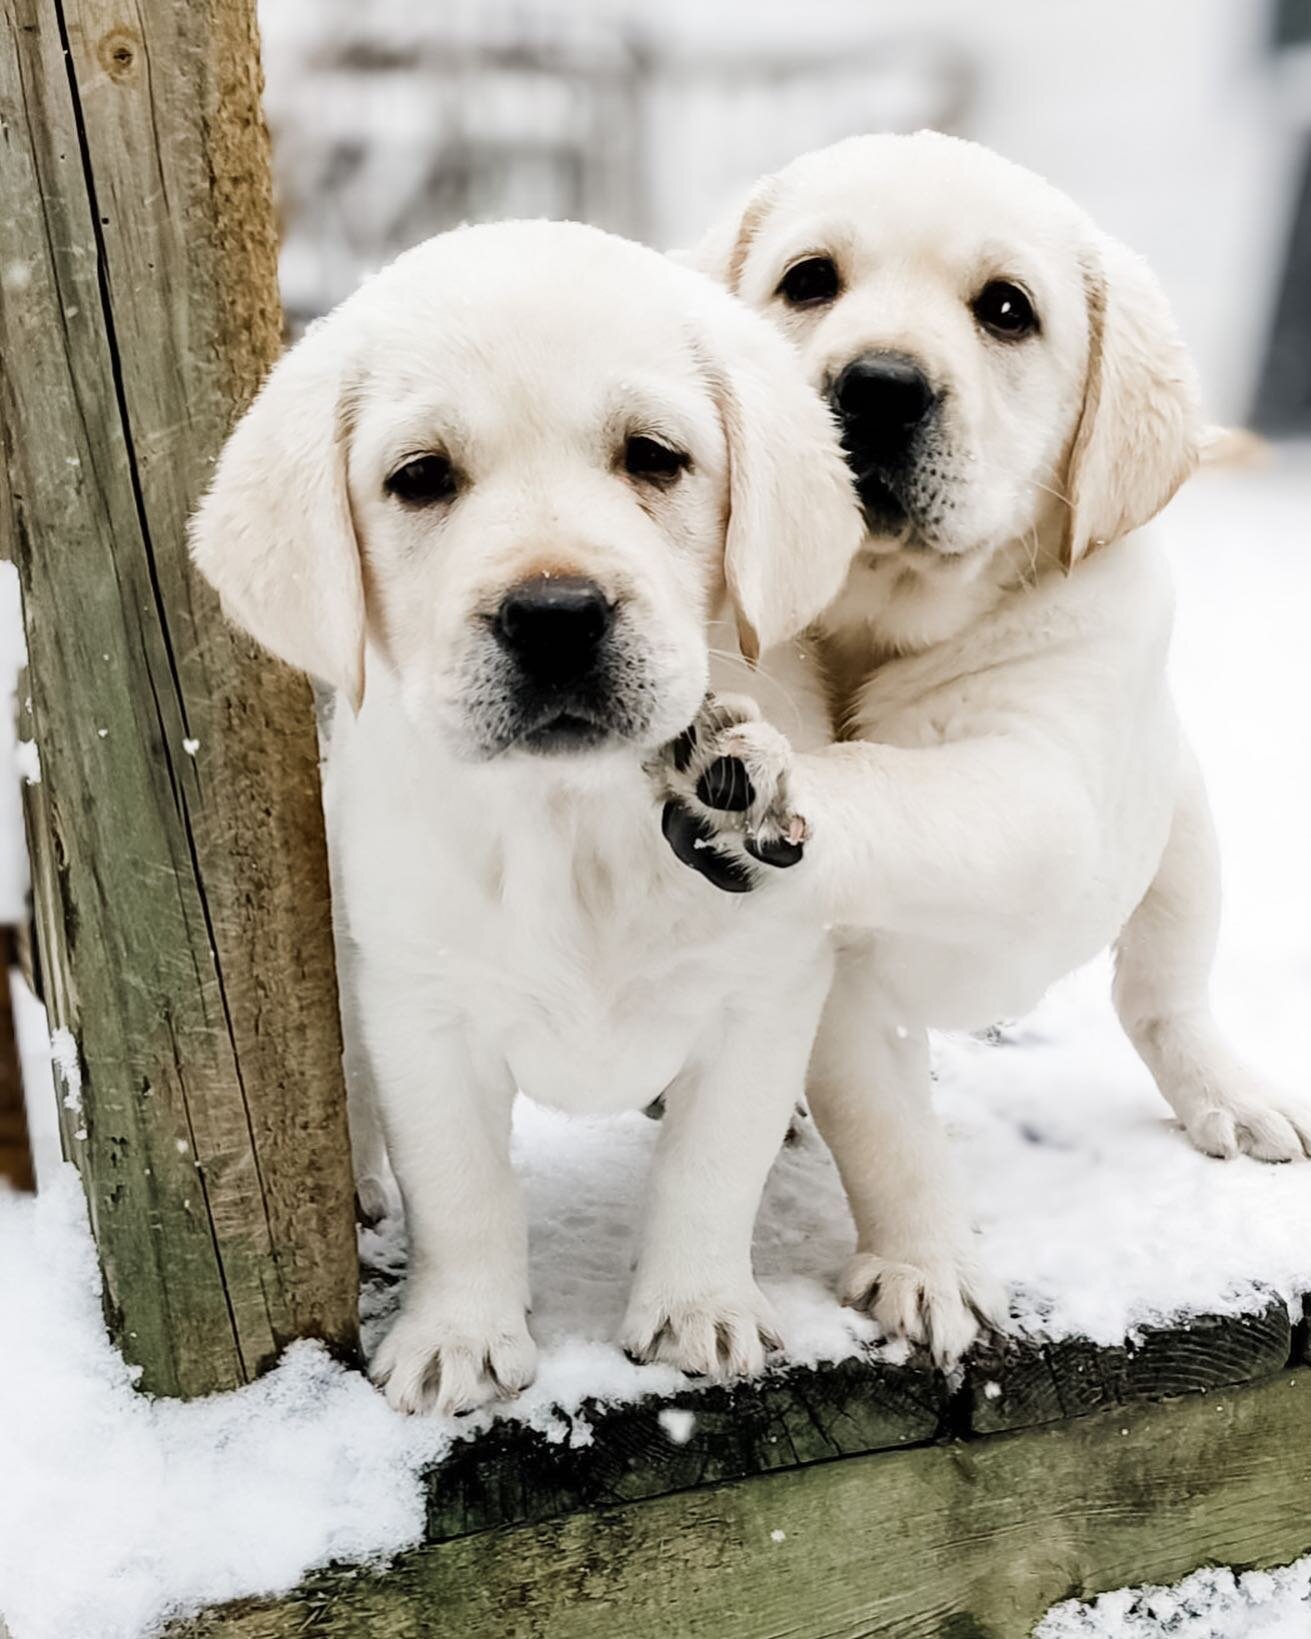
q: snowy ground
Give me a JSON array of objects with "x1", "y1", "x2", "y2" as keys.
[
  {"x1": 1, "y1": 454, "x2": 1310, "y2": 1637},
  {"x1": 1036, "y1": 1558, "x2": 1311, "y2": 1639}
]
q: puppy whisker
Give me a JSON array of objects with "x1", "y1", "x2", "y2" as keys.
[{"x1": 706, "y1": 646, "x2": 809, "y2": 733}]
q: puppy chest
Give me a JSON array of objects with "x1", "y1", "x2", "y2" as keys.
[
  {"x1": 470, "y1": 885, "x2": 791, "y2": 1113},
  {"x1": 485, "y1": 925, "x2": 734, "y2": 1112}
]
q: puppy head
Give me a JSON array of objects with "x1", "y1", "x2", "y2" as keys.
[
  {"x1": 190, "y1": 221, "x2": 859, "y2": 760},
  {"x1": 687, "y1": 132, "x2": 1200, "y2": 586}
]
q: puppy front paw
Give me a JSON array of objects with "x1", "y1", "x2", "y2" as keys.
[
  {"x1": 621, "y1": 1280, "x2": 783, "y2": 1379},
  {"x1": 1182, "y1": 1084, "x2": 1311, "y2": 1163},
  {"x1": 370, "y1": 1300, "x2": 537, "y2": 1416},
  {"x1": 841, "y1": 1250, "x2": 1005, "y2": 1370},
  {"x1": 650, "y1": 694, "x2": 809, "y2": 893}
]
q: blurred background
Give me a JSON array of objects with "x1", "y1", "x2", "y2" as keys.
[{"x1": 259, "y1": 0, "x2": 1311, "y2": 431}]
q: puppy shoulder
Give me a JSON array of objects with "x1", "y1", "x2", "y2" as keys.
[{"x1": 1060, "y1": 529, "x2": 1176, "y2": 649}]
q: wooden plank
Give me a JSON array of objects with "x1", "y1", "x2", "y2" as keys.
[
  {"x1": 177, "y1": 1367, "x2": 1311, "y2": 1639},
  {"x1": 0, "y1": 0, "x2": 358, "y2": 1393},
  {"x1": 965, "y1": 1296, "x2": 1293, "y2": 1435},
  {"x1": 427, "y1": 1354, "x2": 948, "y2": 1541},
  {"x1": 421, "y1": 1300, "x2": 1292, "y2": 1541}
]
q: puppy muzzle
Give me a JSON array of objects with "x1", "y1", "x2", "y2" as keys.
[{"x1": 461, "y1": 575, "x2": 663, "y2": 759}]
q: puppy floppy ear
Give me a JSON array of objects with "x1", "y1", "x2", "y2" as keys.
[
  {"x1": 189, "y1": 320, "x2": 366, "y2": 710},
  {"x1": 672, "y1": 178, "x2": 777, "y2": 294},
  {"x1": 700, "y1": 298, "x2": 863, "y2": 662},
  {"x1": 1061, "y1": 234, "x2": 1201, "y2": 568}
]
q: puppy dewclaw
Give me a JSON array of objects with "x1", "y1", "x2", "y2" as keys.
[
  {"x1": 663, "y1": 132, "x2": 1311, "y2": 1365},
  {"x1": 189, "y1": 220, "x2": 862, "y2": 1415}
]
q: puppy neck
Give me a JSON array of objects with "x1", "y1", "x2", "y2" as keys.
[{"x1": 818, "y1": 524, "x2": 1064, "y2": 677}]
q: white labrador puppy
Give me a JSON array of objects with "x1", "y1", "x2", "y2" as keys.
[
  {"x1": 665, "y1": 133, "x2": 1311, "y2": 1363},
  {"x1": 190, "y1": 220, "x2": 862, "y2": 1414}
]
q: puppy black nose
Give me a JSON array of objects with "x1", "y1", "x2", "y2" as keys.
[
  {"x1": 493, "y1": 575, "x2": 613, "y2": 682},
  {"x1": 831, "y1": 353, "x2": 936, "y2": 460}
]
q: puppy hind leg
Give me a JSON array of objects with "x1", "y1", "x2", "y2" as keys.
[
  {"x1": 1113, "y1": 746, "x2": 1311, "y2": 1162},
  {"x1": 338, "y1": 932, "x2": 401, "y2": 1224},
  {"x1": 807, "y1": 950, "x2": 1004, "y2": 1367}
]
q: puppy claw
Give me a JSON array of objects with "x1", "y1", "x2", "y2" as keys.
[
  {"x1": 841, "y1": 1251, "x2": 1004, "y2": 1370},
  {"x1": 621, "y1": 1286, "x2": 783, "y2": 1379},
  {"x1": 1180, "y1": 1079, "x2": 1311, "y2": 1164},
  {"x1": 370, "y1": 1305, "x2": 537, "y2": 1417},
  {"x1": 745, "y1": 831, "x2": 805, "y2": 869}
]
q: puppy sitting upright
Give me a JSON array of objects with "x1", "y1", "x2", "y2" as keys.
[
  {"x1": 190, "y1": 221, "x2": 861, "y2": 1414},
  {"x1": 669, "y1": 133, "x2": 1311, "y2": 1362}
]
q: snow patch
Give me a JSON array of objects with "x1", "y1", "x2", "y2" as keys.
[
  {"x1": 657, "y1": 1407, "x2": 696, "y2": 1444},
  {"x1": 14, "y1": 738, "x2": 41, "y2": 785},
  {"x1": 49, "y1": 1027, "x2": 82, "y2": 1114},
  {"x1": 0, "y1": 1176, "x2": 450, "y2": 1639},
  {"x1": 1036, "y1": 1555, "x2": 1311, "y2": 1637}
]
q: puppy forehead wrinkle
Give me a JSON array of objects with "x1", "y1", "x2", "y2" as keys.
[
  {"x1": 765, "y1": 136, "x2": 1090, "y2": 258},
  {"x1": 608, "y1": 373, "x2": 715, "y2": 440},
  {"x1": 355, "y1": 330, "x2": 714, "y2": 475},
  {"x1": 762, "y1": 214, "x2": 857, "y2": 273}
]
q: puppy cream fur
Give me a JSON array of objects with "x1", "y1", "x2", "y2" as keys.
[
  {"x1": 679, "y1": 133, "x2": 1311, "y2": 1363},
  {"x1": 191, "y1": 221, "x2": 861, "y2": 1413}
]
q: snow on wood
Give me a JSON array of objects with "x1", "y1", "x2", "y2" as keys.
[{"x1": 1036, "y1": 1555, "x2": 1311, "y2": 1638}]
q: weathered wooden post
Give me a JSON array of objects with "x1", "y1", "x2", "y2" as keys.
[{"x1": 0, "y1": 0, "x2": 359, "y2": 1394}]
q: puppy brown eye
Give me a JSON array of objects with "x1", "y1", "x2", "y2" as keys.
[
  {"x1": 385, "y1": 454, "x2": 457, "y2": 505},
  {"x1": 973, "y1": 280, "x2": 1038, "y2": 340},
  {"x1": 624, "y1": 435, "x2": 690, "y2": 484},
  {"x1": 776, "y1": 255, "x2": 840, "y2": 308}
]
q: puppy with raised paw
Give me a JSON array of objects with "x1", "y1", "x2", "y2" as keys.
[{"x1": 667, "y1": 132, "x2": 1310, "y2": 1366}]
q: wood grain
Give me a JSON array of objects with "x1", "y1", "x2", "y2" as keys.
[
  {"x1": 0, "y1": 0, "x2": 358, "y2": 1394},
  {"x1": 427, "y1": 1353, "x2": 948, "y2": 1541},
  {"x1": 965, "y1": 1296, "x2": 1293, "y2": 1435},
  {"x1": 177, "y1": 1368, "x2": 1311, "y2": 1639}
]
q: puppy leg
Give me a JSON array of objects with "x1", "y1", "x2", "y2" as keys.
[
  {"x1": 621, "y1": 967, "x2": 829, "y2": 1378},
  {"x1": 363, "y1": 989, "x2": 536, "y2": 1415},
  {"x1": 1114, "y1": 744, "x2": 1311, "y2": 1161},
  {"x1": 807, "y1": 948, "x2": 1005, "y2": 1366}
]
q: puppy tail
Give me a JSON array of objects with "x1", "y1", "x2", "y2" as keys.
[{"x1": 1197, "y1": 424, "x2": 1270, "y2": 472}]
